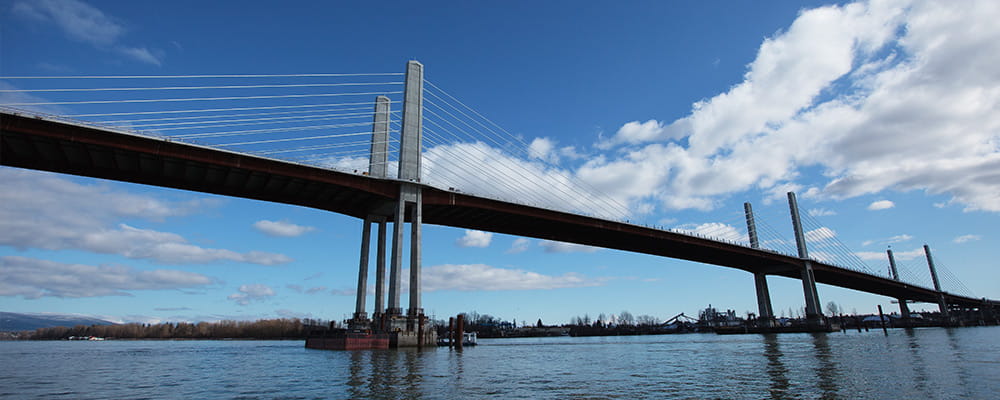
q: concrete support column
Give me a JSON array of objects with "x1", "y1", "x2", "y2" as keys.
[
  {"x1": 788, "y1": 192, "x2": 822, "y2": 320},
  {"x1": 395, "y1": 60, "x2": 424, "y2": 326},
  {"x1": 923, "y1": 244, "x2": 950, "y2": 317},
  {"x1": 367, "y1": 96, "x2": 391, "y2": 320},
  {"x1": 373, "y1": 218, "x2": 387, "y2": 316},
  {"x1": 353, "y1": 216, "x2": 373, "y2": 321},
  {"x1": 887, "y1": 249, "x2": 911, "y2": 319},
  {"x1": 754, "y1": 273, "x2": 774, "y2": 322},
  {"x1": 370, "y1": 96, "x2": 391, "y2": 178},
  {"x1": 387, "y1": 199, "x2": 405, "y2": 316},
  {"x1": 398, "y1": 61, "x2": 423, "y2": 182},
  {"x1": 408, "y1": 189, "x2": 423, "y2": 317},
  {"x1": 745, "y1": 202, "x2": 773, "y2": 324}
]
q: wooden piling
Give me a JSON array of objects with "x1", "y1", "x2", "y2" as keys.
[
  {"x1": 448, "y1": 317, "x2": 455, "y2": 348},
  {"x1": 877, "y1": 305, "x2": 888, "y2": 336},
  {"x1": 456, "y1": 314, "x2": 465, "y2": 350}
]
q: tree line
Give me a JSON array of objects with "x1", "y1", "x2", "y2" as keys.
[{"x1": 26, "y1": 318, "x2": 330, "y2": 340}]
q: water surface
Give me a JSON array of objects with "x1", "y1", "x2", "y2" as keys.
[{"x1": 2, "y1": 326, "x2": 998, "y2": 399}]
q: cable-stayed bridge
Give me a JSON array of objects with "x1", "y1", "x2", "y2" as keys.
[{"x1": 2, "y1": 62, "x2": 996, "y2": 341}]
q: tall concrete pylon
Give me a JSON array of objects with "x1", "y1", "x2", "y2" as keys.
[
  {"x1": 887, "y1": 249, "x2": 911, "y2": 319},
  {"x1": 923, "y1": 244, "x2": 950, "y2": 317},
  {"x1": 744, "y1": 202, "x2": 774, "y2": 325},
  {"x1": 788, "y1": 192, "x2": 822, "y2": 321},
  {"x1": 387, "y1": 60, "x2": 425, "y2": 321}
]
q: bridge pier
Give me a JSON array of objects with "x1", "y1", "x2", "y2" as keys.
[
  {"x1": 350, "y1": 216, "x2": 373, "y2": 326},
  {"x1": 788, "y1": 192, "x2": 823, "y2": 323},
  {"x1": 383, "y1": 61, "x2": 433, "y2": 346},
  {"x1": 744, "y1": 202, "x2": 774, "y2": 326}
]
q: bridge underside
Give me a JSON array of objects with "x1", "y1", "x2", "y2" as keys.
[
  {"x1": 1, "y1": 114, "x2": 399, "y2": 219},
  {"x1": 2, "y1": 112, "x2": 995, "y2": 311}
]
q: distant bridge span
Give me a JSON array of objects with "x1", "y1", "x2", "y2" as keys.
[{"x1": 4, "y1": 111, "x2": 995, "y2": 312}]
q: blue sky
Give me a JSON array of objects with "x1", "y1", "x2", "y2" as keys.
[{"x1": 2, "y1": 0, "x2": 998, "y2": 325}]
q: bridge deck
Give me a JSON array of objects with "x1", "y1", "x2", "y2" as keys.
[{"x1": 2, "y1": 111, "x2": 994, "y2": 310}]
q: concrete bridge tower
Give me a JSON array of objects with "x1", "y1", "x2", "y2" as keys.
[
  {"x1": 350, "y1": 61, "x2": 433, "y2": 347},
  {"x1": 744, "y1": 202, "x2": 774, "y2": 327},
  {"x1": 788, "y1": 192, "x2": 823, "y2": 324}
]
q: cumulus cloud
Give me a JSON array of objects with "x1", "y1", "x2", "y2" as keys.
[
  {"x1": 862, "y1": 234, "x2": 913, "y2": 247},
  {"x1": 312, "y1": 0, "x2": 1000, "y2": 216},
  {"x1": 420, "y1": 142, "x2": 632, "y2": 219},
  {"x1": 808, "y1": 208, "x2": 838, "y2": 217},
  {"x1": 539, "y1": 240, "x2": 600, "y2": 253},
  {"x1": 867, "y1": 200, "x2": 895, "y2": 211},
  {"x1": 856, "y1": 247, "x2": 924, "y2": 261},
  {"x1": 0, "y1": 169, "x2": 290, "y2": 265},
  {"x1": 578, "y1": 0, "x2": 1000, "y2": 213},
  {"x1": 953, "y1": 234, "x2": 982, "y2": 244},
  {"x1": 456, "y1": 230, "x2": 493, "y2": 248},
  {"x1": 421, "y1": 264, "x2": 606, "y2": 292},
  {"x1": 675, "y1": 222, "x2": 747, "y2": 243},
  {"x1": 598, "y1": 120, "x2": 684, "y2": 148},
  {"x1": 805, "y1": 227, "x2": 837, "y2": 243},
  {"x1": 0, "y1": 256, "x2": 212, "y2": 299},
  {"x1": 253, "y1": 220, "x2": 316, "y2": 237},
  {"x1": 12, "y1": 0, "x2": 163, "y2": 65},
  {"x1": 227, "y1": 284, "x2": 275, "y2": 306},
  {"x1": 528, "y1": 137, "x2": 559, "y2": 163},
  {"x1": 507, "y1": 238, "x2": 531, "y2": 254}
]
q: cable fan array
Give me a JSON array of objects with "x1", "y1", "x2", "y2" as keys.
[
  {"x1": 0, "y1": 72, "x2": 980, "y2": 299},
  {"x1": 0, "y1": 73, "x2": 405, "y2": 173}
]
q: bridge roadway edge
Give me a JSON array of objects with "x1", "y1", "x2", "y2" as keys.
[{"x1": 2, "y1": 112, "x2": 995, "y2": 310}]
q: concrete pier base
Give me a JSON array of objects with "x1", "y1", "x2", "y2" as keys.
[{"x1": 389, "y1": 329, "x2": 437, "y2": 348}]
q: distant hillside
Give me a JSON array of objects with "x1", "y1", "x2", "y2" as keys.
[{"x1": 0, "y1": 312, "x2": 116, "y2": 332}]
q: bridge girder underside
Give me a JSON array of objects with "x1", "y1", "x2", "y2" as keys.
[
  {"x1": 1, "y1": 112, "x2": 994, "y2": 310},
  {"x1": 1, "y1": 114, "x2": 397, "y2": 220}
]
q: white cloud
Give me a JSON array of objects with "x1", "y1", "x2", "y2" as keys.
[
  {"x1": 253, "y1": 220, "x2": 316, "y2": 237},
  {"x1": 507, "y1": 238, "x2": 531, "y2": 254},
  {"x1": 12, "y1": 0, "x2": 163, "y2": 65},
  {"x1": 0, "y1": 256, "x2": 212, "y2": 299},
  {"x1": 116, "y1": 46, "x2": 162, "y2": 66},
  {"x1": 599, "y1": 120, "x2": 683, "y2": 148},
  {"x1": 285, "y1": 284, "x2": 328, "y2": 294},
  {"x1": 564, "y1": 0, "x2": 1000, "y2": 214},
  {"x1": 675, "y1": 222, "x2": 746, "y2": 243},
  {"x1": 856, "y1": 247, "x2": 924, "y2": 261},
  {"x1": 867, "y1": 200, "x2": 895, "y2": 210},
  {"x1": 275, "y1": 309, "x2": 313, "y2": 319},
  {"x1": 421, "y1": 142, "x2": 632, "y2": 219},
  {"x1": 420, "y1": 264, "x2": 606, "y2": 292},
  {"x1": 0, "y1": 169, "x2": 290, "y2": 265},
  {"x1": 808, "y1": 208, "x2": 838, "y2": 217},
  {"x1": 953, "y1": 234, "x2": 982, "y2": 244},
  {"x1": 456, "y1": 230, "x2": 493, "y2": 248},
  {"x1": 528, "y1": 137, "x2": 559, "y2": 163},
  {"x1": 227, "y1": 284, "x2": 275, "y2": 306},
  {"x1": 863, "y1": 234, "x2": 913, "y2": 246},
  {"x1": 539, "y1": 240, "x2": 599, "y2": 253},
  {"x1": 805, "y1": 227, "x2": 837, "y2": 243}
]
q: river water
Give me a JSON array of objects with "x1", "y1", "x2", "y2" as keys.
[{"x1": 2, "y1": 326, "x2": 998, "y2": 399}]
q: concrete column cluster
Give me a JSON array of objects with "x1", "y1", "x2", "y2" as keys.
[{"x1": 352, "y1": 61, "x2": 426, "y2": 332}]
